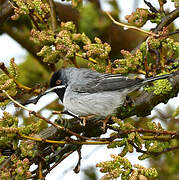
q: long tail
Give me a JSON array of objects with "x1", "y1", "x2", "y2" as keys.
[{"x1": 143, "y1": 71, "x2": 179, "y2": 84}]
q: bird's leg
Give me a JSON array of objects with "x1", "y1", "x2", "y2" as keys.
[
  {"x1": 101, "y1": 115, "x2": 111, "y2": 132},
  {"x1": 80, "y1": 115, "x2": 95, "y2": 126}
]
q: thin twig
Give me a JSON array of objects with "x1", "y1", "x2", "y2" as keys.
[
  {"x1": 131, "y1": 8, "x2": 179, "y2": 54},
  {"x1": 153, "y1": 8, "x2": 179, "y2": 33},
  {"x1": 144, "y1": 0, "x2": 158, "y2": 13},
  {"x1": 129, "y1": 140, "x2": 179, "y2": 156},
  {"x1": 71, "y1": 56, "x2": 80, "y2": 68},
  {"x1": 20, "y1": 134, "x2": 109, "y2": 145},
  {"x1": 2, "y1": 90, "x2": 31, "y2": 111},
  {"x1": 2, "y1": 90, "x2": 102, "y2": 141},
  {"x1": 42, "y1": 149, "x2": 74, "y2": 178},
  {"x1": 106, "y1": 127, "x2": 178, "y2": 142},
  {"x1": 168, "y1": 29, "x2": 179, "y2": 36},
  {"x1": 75, "y1": 53, "x2": 98, "y2": 64},
  {"x1": 29, "y1": 13, "x2": 41, "y2": 31},
  {"x1": 38, "y1": 161, "x2": 43, "y2": 180},
  {"x1": 73, "y1": 146, "x2": 82, "y2": 173},
  {"x1": 0, "y1": 157, "x2": 11, "y2": 170},
  {"x1": 105, "y1": 11, "x2": 159, "y2": 37}
]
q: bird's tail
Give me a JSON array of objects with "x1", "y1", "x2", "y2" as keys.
[{"x1": 143, "y1": 71, "x2": 179, "y2": 84}]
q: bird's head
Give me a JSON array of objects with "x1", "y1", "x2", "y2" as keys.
[
  {"x1": 49, "y1": 69, "x2": 68, "y2": 102},
  {"x1": 23, "y1": 68, "x2": 74, "y2": 105}
]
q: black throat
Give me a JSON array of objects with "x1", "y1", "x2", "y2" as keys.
[
  {"x1": 54, "y1": 87, "x2": 66, "y2": 103},
  {"x1": 54, "y1": 87, "x2": 66, "y2": 102}
]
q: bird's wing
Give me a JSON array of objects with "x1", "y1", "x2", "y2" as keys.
[{"x1": 70, "y1": 70, "x2": 143, "y2": 93}]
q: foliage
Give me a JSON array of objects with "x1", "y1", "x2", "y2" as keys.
[
  {"x1": 97, "y1": 155, "x2": 158, "y2": 180},
  {"x1": 0, "y1": 0, "x2": 179, "y2": 179}
]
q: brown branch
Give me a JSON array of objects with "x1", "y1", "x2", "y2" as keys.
[
  {"x1": 73, "y1": 146, "x2": 82, "y2": 173},
  {"x1": 1, "y1": 23, "x2": 39, "y2": 57},
  {"x1": 104, "y1": 128, "x2": 178, "y2": 143},
  {"x1": 47, "y1": 150, "x2": 73, "y2": 173},
  {"x1": 161, "y1": 145, "x2": 179, "y2": 153},
  {"x1": 115, "y1": 74, "x2": 179, "y2": 118},
  {"x1": 0, "y1": 157, "x2": 11, "y2": 170},
  {"x1": 31, "y1": 111, "x2": 91, "y2": 140},
  {"x1": 168, "y1": 29, "x2": 179, "y2": 36},
  {"x1": 144, "y1": 0, "x2": 158, "y2": 13},
  {"x1": 29, "y1": 13, "x2": 41, "y2": 31},
  {"x1": 153, "y1": 8, "x2": 179, "y2": 33},
  {"x1": 48, "y1": 0, "x2": 57, "y2": 31},
  {"x1": 20, "y1": 134, "x2": 109, "y2": 145},
  {"x1": 3, "y1": 90, "x2": 95, "y2": 141},
  {"x1": 131, "y1": 8, "x2": 179, "y2": 54},
  {"x1": 128, "y1": 140, "x2": 179, "y2": 156},
  {"x1": 0, "y1": 0, "x2": 13, "y2": 25},
  {"x1": 158, "y1": 0, "x2": 166, "y2": 13},
  {"x1": 110, "y1": 128, "x2": 177, "y2": 137},
  {"x1": 105, "y1": 11, "x2": 158, "y2": 37},
  {"x1": 40, "y1": 144, "x2": 78, "y2": 178},
  {"x1": 128, "y1": 140, "x2": 149, "y2": 154},
  {"x1": 38, "y1": 161, "x2": 43, "y2": 180}
]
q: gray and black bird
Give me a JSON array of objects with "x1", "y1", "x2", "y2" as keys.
[{"x1": 25, "y1": 68, "x2": 178, "y2": 118}]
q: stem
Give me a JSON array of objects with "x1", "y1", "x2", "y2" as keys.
[
  {"x1": 75, "y1": 53, "x2": 98, "y2": 64},
  {"x1": 20, "y1": 134, "x2": 109, "y2": 145},
  {"x1": 38, "y1": 161, "x2": 43, "y2": 180},
  {"x1": 3, "y1": 90, "x2": 105, "y2": 141},
  {"x1": 153, "y1": 8, "x2": 179, "y2": 33},
  {"x1": 2, "y1": 90, "x2": 31, "y2": 111},
  {"x1": 105, "y1": 11, "x2": 158, "y2": 37}
]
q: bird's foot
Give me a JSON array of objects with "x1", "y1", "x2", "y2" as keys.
[
  {"x1": 99, "y1": 115, "x2": 111, "y2": 133},
  {"x1": 79, "y1": 115, "x2": 95, "y2": 126}
]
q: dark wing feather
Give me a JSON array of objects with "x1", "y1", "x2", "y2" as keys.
[{"x1": 70, "y1": 70, "x2": 143, "y2": 93}]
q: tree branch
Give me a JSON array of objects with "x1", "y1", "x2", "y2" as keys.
[
  {"x1": 153, "y1": 8, "x2": 179, "y2": 33},
  {"x1": 48, "y1": 0, "x2": 57, "y2": 32},
  {"x1": 105, "y1": 11, "x2": 158, "y2": 37},
  {"x1": 115, "y1": 74, "x2": 179, "y2": 118},
  {"x1": 2, "y1": 90, "x2": 104, "y2": 141},
  {"x1": 128, "y1": 140, "x2": 179, "y2": 156},
  {"x1": 131, "y1": 8, "x2": 179, "y2": 54},
  {"x1": 0, "y1": 0, "x2": 13, "y2": 25}
]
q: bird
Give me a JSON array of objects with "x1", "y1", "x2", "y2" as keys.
[{"x1": 24, "y1": 68, "x2": 178, "y2": 120}]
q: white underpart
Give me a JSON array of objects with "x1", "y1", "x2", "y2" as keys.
[{"x1": 63, "y1": 87, "x2": 129, "y2": 117}]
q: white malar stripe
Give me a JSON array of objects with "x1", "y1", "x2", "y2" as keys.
[{"x1": 46, "y1": 85, "x2": 66, "y2": 93}]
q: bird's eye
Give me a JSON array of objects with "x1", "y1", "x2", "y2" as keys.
[{"x1": 56, "y1": 80, "x2": 62, "y2": 85}]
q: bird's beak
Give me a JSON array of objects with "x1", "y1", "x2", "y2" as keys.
[{"x1": 22, "y1": 85, "x2": 66, "y2": 105}]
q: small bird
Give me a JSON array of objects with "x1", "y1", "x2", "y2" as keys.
[{"x1": 25, "y1": 68, "x2": 178, "y2": 119}]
